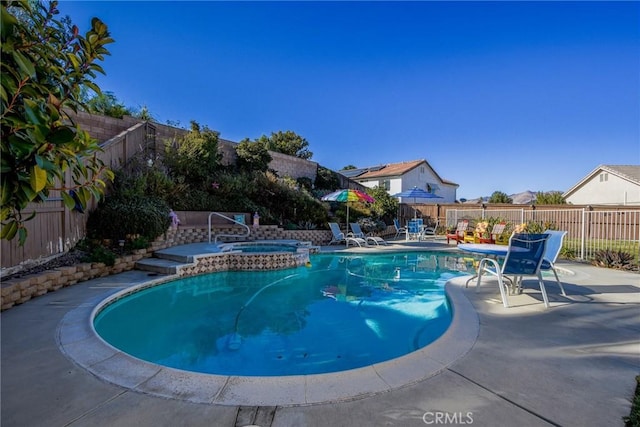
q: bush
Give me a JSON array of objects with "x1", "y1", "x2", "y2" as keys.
[
  {"x1": 87, "y1": 246, "x2": 116, "y2": 267},
  {"x1": 87, "y1": 197, "x2": 171, "y2": 241},
  {"x1": 592, "y1": 249, "x2": 636, "y2": 270},
  {"x1": 357, "y1": 217, "x2": 386, "y2": 234},
  {"x1": 624, "y1": 375, "x2": 640, "y2": 427}
]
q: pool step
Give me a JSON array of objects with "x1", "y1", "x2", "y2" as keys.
[
  {"x1": 135, "y1": 257, "x2": 190, "y2": 275},
  {"x1": 153, "y1": 251, "x2": 194, "y2": 263}
]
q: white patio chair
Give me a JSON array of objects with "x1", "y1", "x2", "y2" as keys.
[
  {"x1": 328, "y1": 222, "x2": 366, "y2": 247},
  {"x1": 350, "y1": 223, "x2": 388, "y2": 246}
]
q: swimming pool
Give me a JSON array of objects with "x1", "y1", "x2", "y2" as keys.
[{"x1": 93, "y1": 251, "x2": 468, "y2": 377}]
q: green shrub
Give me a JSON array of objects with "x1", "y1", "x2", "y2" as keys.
[
  {"x1": 88, "y1": 246, "x2": 116, "y2": 267},
  {"x1": 358, "y1": 217, "x2": 386, "y2": 234},
  {"x1": 592, "y1": 249, "x2": 636, "y2": 270},
  {"x1": 559, "y1": 246, "x2": 575, "y2": 260},
  {"x1": 624, "y1": 375, "x2": 640, "y2": 427},
  {"x1": 87, "y1": 197, "x2": 170, "y2": 241},
  {"x1": 128, "y1": 236, "x2": 150, "y2": 250}
]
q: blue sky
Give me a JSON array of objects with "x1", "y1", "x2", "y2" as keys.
[{"x1": 61, "y1": 1, "x2": 639, "y2": 200}]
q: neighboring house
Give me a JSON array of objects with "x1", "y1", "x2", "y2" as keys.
[
  {"x1": 563, "y1": 165, "x2": 640, "y2": 206},
  {"x1": 341, "y1": 159, "x2": 458, "y2": 203}
]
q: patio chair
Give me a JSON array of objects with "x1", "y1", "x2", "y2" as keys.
[
  {"x1": 541, "y1": 230, "x2": 568, "y2": 296},
  {"x1": 475, "y1": 233, "x2": 551, "y2": 308},
  {"x1": 350, "y1": 223, "x2": 388, "y2": 246},
  {"x1": 407, "y1": 218, "x2": 423, "y2": 241},
  {"x1": 393, "y1": 219, "x2": 406, "y2": 239},
  {"x1": 419, "y1": 219, "x2": 438, "y2": 240},
  {"x1": 446, "y1": 220, "x2": 469, "y2": 244},
  {"x1": 489, "y1": 222, "x2": 507, "y2": 243},
  {"x1": 328, "y1": 222, "x2": 366, "y2": 247}
]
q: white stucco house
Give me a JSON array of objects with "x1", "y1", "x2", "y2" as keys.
[
  {"x1": 340, "y1": 159, "x2": 458, "y2": 203},
  {"x1": 563, "y1": 165, "x2": 640, "y2": 206}
]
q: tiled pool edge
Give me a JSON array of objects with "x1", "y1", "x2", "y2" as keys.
[{"x1": 56, "y1": 275, "x2": 478, "y2": 407}]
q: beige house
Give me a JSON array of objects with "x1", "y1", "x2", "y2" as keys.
[
  {"x1": 563, "y1": 165, "x2": 640, "y2": 206},
  {"x1": 340, "y1": 159, "x2": 458, "y2": 203}
]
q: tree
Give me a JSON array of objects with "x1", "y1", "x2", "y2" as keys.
[
  {"x1": 368, "y1": 186, "x2": 398, "y2": 222},
  {"x1": 83, "y1": 90, "x2": 131, "y2": 118},
  {"x1": 341, "y1": 165, "x2": 357, "y2": 170},
  {"x1": 536, "y1": 191, "x2": 566, "y2": 205},
  {"x1": 488, "y1": 191, "x2": 513, "y2": 204},
  {"x1": 235, "y1": 137, "x2": 272, "y2": 173},
  {"x1": 164, "y1": 121, "x2": 222, "y2": 182},
  {"x1": 314, "y1": 166, "x2": 340, "y2": 191},
  {"x1": 262, "y1": 130, "x2": 313, "y2": 159},
  {"x1": 1, "y1": 0, "x2": 115, "y2": 244}
]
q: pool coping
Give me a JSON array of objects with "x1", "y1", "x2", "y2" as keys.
[{"x1": 56, "y1": 274, "x2": 479, "y2": 407}]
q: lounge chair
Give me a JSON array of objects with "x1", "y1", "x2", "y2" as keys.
[
  {"x1": 446, "y1": 220, "x2": 469, "y2": 244},
  {"x1": 328, "y1": 222, "x2": 366, "y2": 247},
  {"x1": 350, "y1": 223, "x2": 388, "y2": 246},
  {"x1": 541, "y1": 230, "x2": 568, "y2": 296},
  {"x1": 393, "y1": 219, "x2": 406, "y2": 239},
  {"x1": 475, "y1": 233, "x2": 551, "y2": 308}
]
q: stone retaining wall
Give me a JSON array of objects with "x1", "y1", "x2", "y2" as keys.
[{"x1": 1, "y1": 226, "x2": 332, "y2": 311}]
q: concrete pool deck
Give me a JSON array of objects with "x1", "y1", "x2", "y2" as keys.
[{"x1": 2, "y1": 241, "x2": 639, "y2": 426}]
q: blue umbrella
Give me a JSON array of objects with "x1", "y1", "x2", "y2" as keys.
[{"x1": 393, "y1": 187, "x2": 442, "y2": 219}]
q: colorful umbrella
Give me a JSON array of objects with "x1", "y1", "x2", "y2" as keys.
[{"x1": 321, "y1": 189, "x2": 375, "y2": 239}]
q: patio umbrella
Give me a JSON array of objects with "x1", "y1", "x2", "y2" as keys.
[
  {"x1": 321, "y1": 189, "x2": 375, "y2": 236},
  {"x1": 392, "y1": 186, "x2": 443, "y2": 219}
]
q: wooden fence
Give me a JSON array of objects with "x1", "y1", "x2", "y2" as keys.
[{"x1": 1, "y1": 119, "x2": 156, "y2": 271}]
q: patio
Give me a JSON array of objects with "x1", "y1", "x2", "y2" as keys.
[{"x1": 1, "y1": 242, "x2": 638, "y2": 426}]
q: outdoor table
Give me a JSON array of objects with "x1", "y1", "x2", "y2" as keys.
[{"x1": 457, "y1": 243, "x2": 524, "y2": 291}]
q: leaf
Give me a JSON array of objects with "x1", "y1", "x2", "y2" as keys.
[
  {"x1": 23, "y1": 99, "x2": 41, "y2": 126},
  {"x1": 18, "y1": 227, "x2": 27, "y2": 246},
  {"x1": 1, "y1": 220, "x2": 17, "y2": 240},
  {"x1": 49, "y1": 127, "x2": 75, "y2": 145},
  {"x1": 0, "y1": 207, "x2": 10, "y2": 222},
  {"x1": 61, "y1": 192, "x2": 75, "y2": 209},
  {"x1": 12, "y1": 50, "x2": 36, "y2": 78},
  {"x1": 0, "y1": 179, "x2": 10, "y2": 206},
  {"x1": 30, "y1": 165, "x2": 47, "y2": 193}
]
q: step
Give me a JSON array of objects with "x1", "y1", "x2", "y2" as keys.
[
  {"x1": 154, "y1": 251, "x2": 194, "y2": 263},
  {"x1": 135, "y1": 257, "x2": 190, "y2": 275}
]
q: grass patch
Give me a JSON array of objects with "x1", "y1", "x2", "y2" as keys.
[{"x1": 624, "y1": 375, "x2": 640, "y2": 427}]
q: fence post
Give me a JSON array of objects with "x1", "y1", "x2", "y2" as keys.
[
  {"x1": 580, "y1": 208, "x2": 586, "y2": 260},
  {"x1": 520, "y1": 208, "x2": 524, "y2": 224}
]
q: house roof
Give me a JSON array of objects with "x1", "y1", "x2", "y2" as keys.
[
  {"x1": 563, "y1": 164, "x2": 640, "y2": 197},
  {"x1": 343, "y1": 159, "x2": 458, "y2": 186}
]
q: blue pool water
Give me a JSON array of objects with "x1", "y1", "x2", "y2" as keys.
[{"x1": 94, "y1": 252, "x2": 470, "y2": 376}]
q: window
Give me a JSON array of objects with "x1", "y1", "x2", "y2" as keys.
[
  {"x1": 426, "y1": 183, "x2": 432, "y2": 193},
  {"x1": 599, "y1": 173, "x2": 608, "y2": 182},
  {"x1": 380, "y1": 179, "x2": 391, "y2": 190}
]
